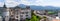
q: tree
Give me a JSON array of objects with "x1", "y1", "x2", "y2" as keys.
[
  {"x1": 30, "y1": 10, "x2": 42, "y2": 21},
  {"x1": 26, "y1": 18, "x2": 30, "y2": 21},
  {"x1": 43, "y1": 16, "x2": 47, "y2": 21},
  {"x1": 30, "y1": 15, "x2": 39, "y2": 21},
  {"x1": 36, "y1": 16, "x2": 42, "y2": 20}
]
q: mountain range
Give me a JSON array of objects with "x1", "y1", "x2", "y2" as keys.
[
  {"x1": 0, "y1": 4, "x2": 60, "y2": 11},
  {"x1": 18, "y1": 4, "x2": 60, "y2": 11}
]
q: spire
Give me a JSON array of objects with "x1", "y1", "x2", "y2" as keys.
[{"x1": 3, "y1": 3, "x2": 7, "y2": 8}]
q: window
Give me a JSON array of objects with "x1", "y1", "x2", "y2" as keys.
[
  {"x1": 21, "y1": 12, "x2": 24, "y2": 14},
  {"x1": 26, "y1": 15, "x2": 28, "y2": 16},
  {"x1": 11, "y1": 15, "x2": 14, "y2": 17},
  {"x1": 20, "y1": 15, "x2": 23, "y2": 17},
  {"x1": 20, "y1": 18, "x2": 23, "y2": 20},
  {"x1": 11, "y1": 10, "x2": 12, "y2": 11},
  {"x1": 16, "y1": 16, "x2": 18, "y2": 18},
  {"x1": 26, "y1": 12, "x2": 28, "y2": 14}
]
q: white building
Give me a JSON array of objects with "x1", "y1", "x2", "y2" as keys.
[
  {"x1": 10, "y1": 6, "x2": 31, "y2": 21},
  {"x1": 0, "y1": 16, "x2": 2, "y2": 21},
  {"x1": 58, "y1": 10, "x2": 60, "y2": 18},
  {"x1": 1, "y1": 4, "x2": 10, "y2": 21},
  {"x1": 1, "y1": 3, "x2": 31, "y2": 21}
]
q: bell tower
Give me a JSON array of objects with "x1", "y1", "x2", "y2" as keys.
[{"x1": 3, "y1": 3, "x2": 7, "y2": 8}]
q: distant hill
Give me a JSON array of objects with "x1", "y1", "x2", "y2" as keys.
[{"x1": 16, "y1": 4, "x2": 60, "y2": 10}]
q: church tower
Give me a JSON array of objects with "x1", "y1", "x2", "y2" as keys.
[
  {"x1": 2, "y1": 3, "x2": 9, "y2": 21},
  {"x1": 3, "y1": 3, "x2": 7, "y2": 8}
]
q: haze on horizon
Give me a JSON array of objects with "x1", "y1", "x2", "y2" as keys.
[{"x1": 0, "y1": 0, "x2": 60, "y2": 7}]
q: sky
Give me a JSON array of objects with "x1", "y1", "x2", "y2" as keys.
[{"x1": 0, "y1": 0, "x2": 60, "y2": 7}]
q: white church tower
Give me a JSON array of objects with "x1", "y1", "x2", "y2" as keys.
[{"x1": 2, "y1": 3, "x2": 9, "y2": 21}]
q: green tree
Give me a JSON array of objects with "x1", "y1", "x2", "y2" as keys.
[
  {"x1": 26, "y1": 18, "x2": 30, "y2": 21},
  {"x1": 43, "y1": 16, "x2": 47, "y2": 21},
  {"x1": 30, "y1": 10, "x2": 42, "y2": 21},
  {"x1": 30, "y1": 15, "x2": 39, "y2": 21}
]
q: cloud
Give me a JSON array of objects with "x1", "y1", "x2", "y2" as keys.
[
  {"x1": 0, "y1": 0, "x2": 60, "y2": 7},
  {"x1": 20, "y1": 0, "x2": 60, "y2": 7},
  {"x1": 5, "y1": 0, "x2": 31, "y2": 7},
  {"x1": 5, "y1": 0, "x2": 20, "y2": 7},
  {"x1": 0, "y1": 2, "x2": 4, "y2": 7},
  {"x1": 35, "y1": 0, "x2": 60, "y2": 7},
  {"x1": 20, "y1": 0, "x2": 31, "y2": 5},
  {"x1": 0, "y1": 0, "x2": 4, "y2": 7}
]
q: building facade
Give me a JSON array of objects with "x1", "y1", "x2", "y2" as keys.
[
  {"x1": 1, "y1": 4, "x2": 31, "y2": 21},
  {"x1": 58, "y1": 10, "x2": 60, "y2": 18},
  {"x1": 9, "y1": 6, "x2": 31, "y2": 21}
]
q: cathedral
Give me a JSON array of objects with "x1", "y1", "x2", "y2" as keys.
[{"x1": 1, "y1": 3, "x2": 31, "y2": 21}]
